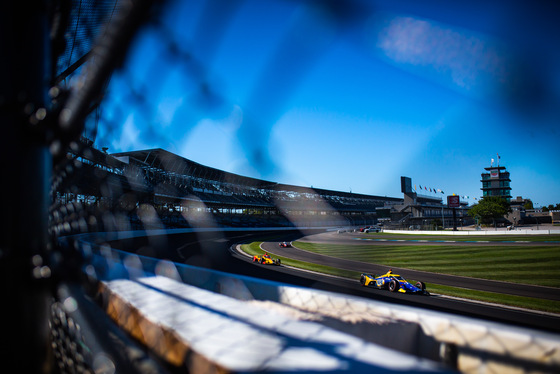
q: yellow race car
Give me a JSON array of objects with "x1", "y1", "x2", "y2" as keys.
[{"x1": 252, "y1": 253, "x2": 281, "y2": 266}]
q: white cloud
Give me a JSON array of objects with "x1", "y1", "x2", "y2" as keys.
[{"x1": 376, "y1": 16, "x2": 507, "y2": 92}]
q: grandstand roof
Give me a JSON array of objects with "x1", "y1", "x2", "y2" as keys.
[
  {"x1": 415, "y1": 194, "x2": 444, "y2": 204},
  {"x1": 112, "y1": 148, "x2": 401, "y2": 202},
  {"x1": 111, "y1": 148, "x2": 278, "y2": 188}
]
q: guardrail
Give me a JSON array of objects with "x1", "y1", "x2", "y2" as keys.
[{"x1": 62, "y1": 229, "x2": 560, "y2": 373}]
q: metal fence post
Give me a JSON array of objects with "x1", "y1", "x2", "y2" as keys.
[{"x1": 0, "y1": 2, "x2": 53, "y2": 372}]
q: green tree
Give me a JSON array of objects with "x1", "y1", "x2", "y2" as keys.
[
  {"x1": 430, "y1": 218, "x2": 442, "y2": 230},
  {"x1": 468, "y1": 196, "x2": 511, "y2": 225},
  {"x1": 523, "y1": 201, "x2": 533, "y2": 210},
  {"x1": 543, "y1": 203, "x2": 560, "y2": 211}
]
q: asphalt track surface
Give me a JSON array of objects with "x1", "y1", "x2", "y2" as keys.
[{"x1": 108, "y1": 229, "x2": 560, "y2": 334}]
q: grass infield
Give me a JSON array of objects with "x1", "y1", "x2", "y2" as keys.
[
  {"x1": 293, "y1": 240, "x2": 560, "y2": 288},
  {"x1": 240, "y1": 239, "x2": 560, "y2": 314}
]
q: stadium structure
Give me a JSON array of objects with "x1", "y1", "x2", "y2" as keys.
[{"x1": 52, "y1": 140, "x2": 402, "y2": 236}]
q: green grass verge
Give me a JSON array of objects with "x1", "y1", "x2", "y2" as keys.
[
  {"x1": 293, "y1": 241, "x2": 560, "y2": 287},
  {"x1": 239, "y1": 241, "x2": 560, "y2": 314},
  {"x1": 426, "y1": 284, "x2": 560, "y2": 314},
  {"x1": 241, "y1": 242, "x2": 361, "y2": 279}
]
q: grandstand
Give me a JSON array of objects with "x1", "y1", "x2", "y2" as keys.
[{"x1": 52, "y1": 142, "x2": 402, "y2": 235}]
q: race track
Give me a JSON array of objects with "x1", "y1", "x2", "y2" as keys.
[
  {"x1": 228, "y1": 230, "x2": 560, "y2": 333},
  {"x1": 261, "y1": 231, "x2": 560, "y2": 302},
  {"x1": 110, "y1": 228, "x2": 560, "y2": 333}
]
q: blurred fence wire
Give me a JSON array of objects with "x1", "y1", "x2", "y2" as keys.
[
  {"x1": 85, "y1": 0, "x2": 374, "y2": 178},
  {"x1": 60, "y1": 0, "x2": 560, "y2": 183},
  {"x1": 3, "y1": 1, "x2": 384, "y2": 371}
]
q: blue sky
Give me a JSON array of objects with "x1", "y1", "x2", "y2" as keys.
[{"x1": 96, "y1": 0, "x2": 560, "y2": 207}]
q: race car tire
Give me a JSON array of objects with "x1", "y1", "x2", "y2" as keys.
[
  {"x1": 359, "y1": 275, "x2": 365, "y2": 285},
  {"x1": 389, "y1": 279, "x2": 399, "y2": 292},
  {"x1": 276, "y1": 259, "x2": 281, "y2": 266},
  {"x1": 259, "y1": 258, "x2": 264, "y2": 264},
  {"x1": 415, "y1": 281, "x2": 426, "y2": 291}
]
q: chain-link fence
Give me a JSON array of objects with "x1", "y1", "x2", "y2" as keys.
[{"x1": 2, "y1": 0, "x2": 560, "y2": 372}]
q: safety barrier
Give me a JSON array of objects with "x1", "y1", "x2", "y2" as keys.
[{"x1": 383, "y1": 229, "x2": 560, "y2": 235}]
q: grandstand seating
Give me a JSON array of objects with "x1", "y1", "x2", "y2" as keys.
[{"x1": 52, "y1": 144, "x2": 402, "y2": 233}]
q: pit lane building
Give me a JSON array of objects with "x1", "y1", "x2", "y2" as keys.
[{"x1": 380, "y1": 177, "x2": 471, "y2": 229}]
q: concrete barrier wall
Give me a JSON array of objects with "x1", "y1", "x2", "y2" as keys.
[{"x1": 384, "y1": 229, "x2": 560, "y2": 235}]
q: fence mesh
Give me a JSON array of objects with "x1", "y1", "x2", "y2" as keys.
[{"x1": 2, "y1": 0, "x2": 559, "y2": 372}]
